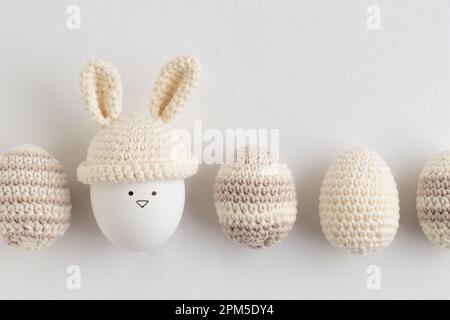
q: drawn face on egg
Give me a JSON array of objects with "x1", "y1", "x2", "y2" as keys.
[
  {"x1": 127, "y1": 189, "x2": 158, "y2": 208},
  {"x1": 90, "y1": 180, "x2": 185, "y2": 251}
]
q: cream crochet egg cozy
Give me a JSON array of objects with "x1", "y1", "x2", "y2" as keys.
[
  {"x1": 77, "y1": 56, "x2": 200, "y2": 184},
  {"x1": 319, "y1": 149, "x2": 400, "y2": 255}
]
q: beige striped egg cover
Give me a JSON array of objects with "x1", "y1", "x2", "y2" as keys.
[
  {"x1": 417, "y1": 151, "x2": 450, "y2": 248},
  {"x1": 214, "y1": 146, "x2": 297, "y2": 249},
  {"x1": 0, "y1": 145, "x2": 71, "y2": 250}
]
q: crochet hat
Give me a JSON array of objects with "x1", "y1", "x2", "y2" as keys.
[{"x1": 77, "y1": 56, "x2": 199, "y2": 185}]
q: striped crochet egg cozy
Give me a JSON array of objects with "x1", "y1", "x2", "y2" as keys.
[
  {"x1": 417, "y1": 151, "x2": 450, "y2": 248},
  {"x1": 0, "y1": 145, "x2": 71, "y2": 251},
  {"x1": 319, "y1": 148, "x2": 399, "y2": 255},
  {"x1": 214, "y1": 145, "x2": 297, "y2": 249}
]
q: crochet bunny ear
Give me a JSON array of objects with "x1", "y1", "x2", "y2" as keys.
[
  {"x1": 80, "y1": 60, "x2": 123, "y2": 126},
  {"x1": 150, "y1": 56, "x2": 199, "y2": 123}
]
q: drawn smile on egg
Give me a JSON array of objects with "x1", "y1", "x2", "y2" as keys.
[{"x1": 128, "y1": 190, "x2": 158, "y2": 208}]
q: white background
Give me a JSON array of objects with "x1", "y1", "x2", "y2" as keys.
[{"x1": 0, "y1": 0, "x2": 449, "y2": 299}]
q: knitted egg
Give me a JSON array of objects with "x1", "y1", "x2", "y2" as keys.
[
  {"x1": 417, "y1": 151, "x2": 450, "y2": 248},
  {"x1": 319, "y1": 149, "x2": 399, "y2": 255},
  {"x1": 214, "y1": 145, "x2": 297, "y2": 249},
  {"x1": 0, "y1": 145, "x2": 71, "y2": 251}
]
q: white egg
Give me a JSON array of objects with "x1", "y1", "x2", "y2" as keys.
[{"x1": 90, "y1": 180, "x2": 185, "y2": 251}]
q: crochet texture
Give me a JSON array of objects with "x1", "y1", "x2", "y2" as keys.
[
  {"x1": 417, "y1": 151, "x2": 450, "y2": 248},
  {"x1": 77, "y1": 56, "x2": 199, "y2": 184},
  {"x1": 0, "y1": 145, "x2": 71, "y2": 250},
  {"x1": 214, "y1": 146, "x2": 297, "y2": 249},
  {"x1": 319, "y1": 149, "x2": 399, "y2": 255}
]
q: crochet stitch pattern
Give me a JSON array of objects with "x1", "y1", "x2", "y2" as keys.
[
  {"x1": 80, "y1": 60, "x2": 123, "y2": 127},
  {"x1": 77, "y1": 56, "x2": 199, "y2": 185},
  {"x1": 151, "y1": 56, "x2": 199, "y2": 123},
  {"x1": 0, "y1": 145, "x2": 71, "y2": 250},
  {"x1": 214, "y1": 146, "x2": 297, "y2": 249},
  {"x1": 417, "y1": 151, "x2": 450, "y2": 248},
  {"x1": 319, "y1": 149, "x2": 399, "y2": 255}
]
